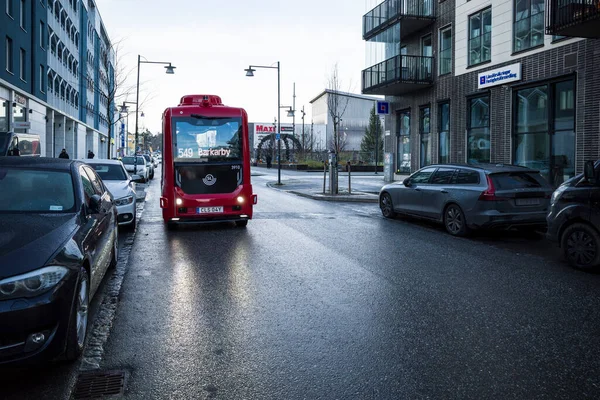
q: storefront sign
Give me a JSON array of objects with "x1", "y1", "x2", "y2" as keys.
[
  {"x1": 478, "y1": 63, "x2": 521, "y2": 89},
  {"x1": 13, "y1": 121, "x2": 30, "y2": 129},
  {"x1": 14, "y1": 93, "x2": 26, "y2": 105},
  {"x1": 253, "y1": 123, "x2": 293, "y2": 149}
]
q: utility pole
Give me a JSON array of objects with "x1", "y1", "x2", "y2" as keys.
[{"x1": 292, "y1": 82, "x2": 296, "y2": 159}]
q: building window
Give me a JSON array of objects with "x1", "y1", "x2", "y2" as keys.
[
  {"x1": 396, "y1": 110, "x2": 411, "y2": 173},
  {"x1": 438, "y1": 102, "x2": 450, "y2": 164},
  {"x1": 19, "y1": 0, "x2": 25, "y2": 29},
  {"x1": 40, "y1": 65, "x2": 44, "y2": 92},
  {"x1": 19, "y1": 48, "x2": 25, "y2": 81},
  {"x1": 420, "y1": 106, "x2": 431, "y2": 167},
  {"x1": 467, "y1": 95, "x2": 490, "y2": 163},
  {"x1": 514, "y1": 80, "x2": 575, "y2": 186},
  {"x1": 0, "y1": 99, "x2": 8, "y2": 131},
  {"x1": 5, "y1": 36, "x2": 13, "y2": 73},
  {"x1": 6, "y1": 0, "x2": 13, "y2": 16},
  {"x1": 40, "y1": 21, "x2": 45, "y2": 49},
  {"x1": 439, "y1": 27, "x2": 452, "y2": 75},
  {"x1": 514, "y1": 0, "x2": 544, "y2": 52},
  {"x1": 469, "y1": 8, "x2": 492, "y2": 66}
]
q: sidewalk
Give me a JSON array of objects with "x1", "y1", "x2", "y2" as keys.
[{"x1": 265, "y1": 172, "x2": 410, "y2": 203}]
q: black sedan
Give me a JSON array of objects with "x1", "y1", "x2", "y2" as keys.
[{"x1": 0, "y1": 157, "x2": 118, "y2": 364}]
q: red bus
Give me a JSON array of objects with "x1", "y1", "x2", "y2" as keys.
[{"x1": 160, "y1": 94, "x2": 257, "y2": 228}]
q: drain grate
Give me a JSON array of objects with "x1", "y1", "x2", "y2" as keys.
[{"x1": 72, "y1": 370, "x2": 126, "y2": 399}]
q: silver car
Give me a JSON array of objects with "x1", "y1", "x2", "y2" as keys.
[{"x1": 379, "y1": 164, "x2": 554, "y2": 236}]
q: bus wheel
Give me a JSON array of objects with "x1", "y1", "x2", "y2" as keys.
[
  {"x1": 235, "y1": 220, "x2": 248, "y2": 228},
  {"x1": 167, "y1": 222, "x2": 177, "y2": 231}
]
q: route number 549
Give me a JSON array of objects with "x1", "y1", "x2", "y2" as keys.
[{"x1": 178, "y1": 148, "x2": 194, "y2": 158}]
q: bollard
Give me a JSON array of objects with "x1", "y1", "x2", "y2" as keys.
[
  {"x1": 347, "y1": 162, "x2": 351, "y2": 194},
  {"x1": 323, "y1": 163, "x2": 327, "y2": 194}
]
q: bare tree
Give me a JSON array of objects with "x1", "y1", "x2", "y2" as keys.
[
  {"x1": 327, "y1": 63, "x2": 350, "y2": 155},
  {"x1": 94, "y1": 39, "x2": 137, "y2": 158}
]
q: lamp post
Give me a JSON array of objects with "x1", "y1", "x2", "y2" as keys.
[
  {"x1": 245, "y1": 62, "x2": 283, "y2": 185},
  {"x1": 300, "y1": 106, "x2": 306, "y2": 157},
  {"x1": 134, "y1": 55, "x2": 175, "y2": 169},
  {"x1": 120, "y1": 101, "x2": 141, "y2": 156}
]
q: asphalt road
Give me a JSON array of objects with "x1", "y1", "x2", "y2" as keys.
[{"x1": 91, "y1": 169, "x2": 600, "y2": 399}]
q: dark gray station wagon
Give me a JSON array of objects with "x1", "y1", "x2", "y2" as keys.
[{"x1": 379, "y1": 164, "x2": 554, "y2": 236}]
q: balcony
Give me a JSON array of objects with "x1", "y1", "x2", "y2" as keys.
[
  {"x1": 363, "y1": 0, "x2": 436, "y2": 40},
  {"x1": 546, "y1": 0, "x2": 600, "y2": 38},
  {"x1": 362, "y1": 55, "x2": 434, "y2": 95}
]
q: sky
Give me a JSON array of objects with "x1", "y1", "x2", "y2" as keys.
[{"x1": 96, "y1": 0, "x2": 373, "y2": 134}]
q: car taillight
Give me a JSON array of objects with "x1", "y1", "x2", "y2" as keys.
[{"x1": 479, "y1": 175, "x2": 508, "y2": 201}]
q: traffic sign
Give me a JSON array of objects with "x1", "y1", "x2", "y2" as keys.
[
  {"x1": 276, "y1": 133, "x2": 281, "y2": 140},
  {"x1": 377, "y1": 101, "x2": 390, "y2": 115}
]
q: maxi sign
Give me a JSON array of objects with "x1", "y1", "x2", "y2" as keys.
[
  {"x1": 478, "y1": 63, "x2": 521, "y2": 89},
  {"x1": 253, "y1": 123, "x2": 293, "y2": 149}
]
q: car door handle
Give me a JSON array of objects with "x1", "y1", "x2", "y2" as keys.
[
  {"x1": 415, "y1": 188, "x2": 421, "y2": 191},
  {"x1": 441, "y1": 190, "x2": 448, "y2": 194}
]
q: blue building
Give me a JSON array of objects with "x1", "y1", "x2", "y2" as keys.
[{"x1": 0, "y1": 0, "x2": 115, "y2": 158}]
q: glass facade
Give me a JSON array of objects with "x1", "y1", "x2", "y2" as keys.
[
  {"x1": 396, "y1": 110, "x2": 411, "y2": 173},
  {"x1": 438, "y1": 102, "x2": 450, "y2": 164},
  {"x1": 469, "y1": 8, "x2": 492, "y2": 66},
  {"x1": 513, "y1": 79, "x2": 575, "y2": 186},
  {"x1": 467, "y1": 96, "x2": 490, "y2": 163},
  {"x1": 420, "y1": 106, "x2": 431, "y2": 167},
  {"x1": 439, "y1": 27, "x2": 452, "y2": 75},
  {"x1": 365, "y1": 23, "x2": 401, "y2": 69},
  {"x1": 514, "y1": 0, "x2": 545, "y2": 52}
]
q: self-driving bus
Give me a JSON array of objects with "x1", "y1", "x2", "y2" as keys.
[
  {"x1": 160, "y1": 94, "x2": 257, "y2": 228},
  {"x1": 0, "y1": 132, "x2": 41, "y2": 156}
]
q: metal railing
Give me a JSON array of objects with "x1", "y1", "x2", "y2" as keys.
[
  {"x1": 362, "y1": 55, "x2": 434, "y2": 93},
  {"x1": 363, "y1": 0, "x2": 435, "y2": 38},
  {"x1": 546, "y1": 0, "x2": 600, "y2": 34}
]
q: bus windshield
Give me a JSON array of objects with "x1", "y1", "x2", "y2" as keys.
[
  {"x1": 0, "y1": 132, "x2": 11, "y2": 156},
  {"x1": 172, "y1": 116, "x2": 242, "y2": 162}
]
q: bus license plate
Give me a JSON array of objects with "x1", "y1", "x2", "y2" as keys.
[
  {"x1": 516, "y1": 198, "x2": 540, "y2": 206},
  {"x1": 197, "y1": 206, "x2": 223, "y2": 214}
]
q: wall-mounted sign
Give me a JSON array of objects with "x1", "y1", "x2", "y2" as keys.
[
  {"x1": 478, "y1": 63, "x2": 522, "y2": 89},
  {"x1": 14, "y1": 93, "x2": 27, "y2": 105},
  {"x1": 14, "y1": 121, "x2": 30, "y2": 129},
  {"x1": 377, "y1": 101, "x2": 390, "y2": 115}
]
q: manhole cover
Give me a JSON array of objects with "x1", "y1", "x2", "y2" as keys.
[{"x1": 72, "y1": 370, "x2": 126, "y2": 399}]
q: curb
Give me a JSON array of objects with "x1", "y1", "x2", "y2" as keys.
[{"x1": 267, "y1": 181, "x2": 378, "y2": 203}]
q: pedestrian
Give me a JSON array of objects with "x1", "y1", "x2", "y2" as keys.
[
  {"x1": 266, "y1": 154, "x2": 272, "y2": 169},
  {"x1": 58, "y1": 148, "x2": 69, "y2": 159},
  {"x1": 87, "y1": 149, "x2": 95, "y2": 159}
]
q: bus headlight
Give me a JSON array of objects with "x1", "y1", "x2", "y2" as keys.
[
  {"x1": 176, "y1": 198, "x2": 183, "y2": 206},
  {"x1": 237, "y1": 196, "x2": 244, "y2": 204}
]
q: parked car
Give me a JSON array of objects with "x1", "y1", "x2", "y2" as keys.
[
  {"x1": 0, "y1": 157, "x2": 118, "y2": 364},
  {"x1": 379, "y1": 164, "x2": 553, "y2": 236},
  {"x1": 142, "y1": 154, "x2": 155, "y2": 179},
  {"x1": 121, "y1": 156, "x2": 149, "y2": 182},
  {"x1": 547, "y1": 160, "x2": 600, "y2": 270},
  {"x1": 85, "y1": 159, "x2": 142, "y2": 230}
]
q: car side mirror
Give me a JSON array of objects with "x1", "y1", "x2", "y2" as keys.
[
  {"x1": 403, "y1": 178, "x2": 411, "y2": 187},
  {"x1": 89, "y1": 194, "x2": 102, "y2": 214},
  {"x1": 584, "y1": 160, "x2": 596, "y2": 183},
  {"x1": 131, "y1": 174, "x2": 143, "y2": 183}
]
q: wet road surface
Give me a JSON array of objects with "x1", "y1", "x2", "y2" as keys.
[{"x1": 93, "y1": 170, "x2": 600, "y2": 399}]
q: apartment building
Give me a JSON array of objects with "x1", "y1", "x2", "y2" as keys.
[
  {"x1": 362, "y1": 0, "x2": 600, "y2": 186},
  {"x1": 1, "y1": 0, "x2": 115, "y2": 158}
]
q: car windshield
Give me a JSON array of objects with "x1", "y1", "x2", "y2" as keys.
[
  {"x1": 491, "y1": 172, "x2": 544, "y2": 189},
  {"x1": 172, "y1": 116, "x2": 242, "y2": 162},
  {"x1": 90, "y1": 163, "x2": 128, "y2": 181},
  {"x1": 121, "y1": 156, "x2": 145, "y2": 165},
  {"x1": 0, "y1": 168, "x2": 75, "y2": 212}
]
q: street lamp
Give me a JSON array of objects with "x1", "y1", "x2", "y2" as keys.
[
  {"x1": 300, "y1": 106, "x2": 306, "y2": 155},
  {"x1": 120, "y1": 101, "x2": 141, "y2": 156},
  {"x1": 135, "y1": 55, "x2": 175, "y2": 169},
  {"x1": 245, "y1": 62, "x2": 283, "y2": 185}
]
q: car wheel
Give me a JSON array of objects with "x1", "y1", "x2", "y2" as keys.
[
  {"x1": 65, "y1": 267, "x2": 89, "y2": 361},
  {"x1": 444, "y1": 204, "x2": 469, "y2": 237},
  {"x1": 235, "y1": 220, "x2": 248, "y2": 228},
  {"x1": 561, "y1": 223, "x2": 600, "y2": 270},
  {"x1": 380, "y1": 192, "x2": 396, "y2": 218}
]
